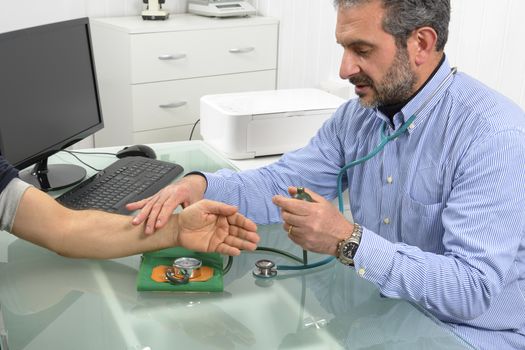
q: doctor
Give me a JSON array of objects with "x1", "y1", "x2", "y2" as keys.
[{"x1": 128, "y1": 0, "x2": 525, "y2": 348}]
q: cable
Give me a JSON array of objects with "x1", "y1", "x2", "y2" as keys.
[
  {"x1": 277, "y1": 256, "x2": 335, "y2": 271},
  {"x1": 189, "y1": 119, "x2": 200, "y2": 141},
  {"x1": 66, "y1": 150, "x2": 117, "y2": 156},
  {"x1": 255, "y1": 246, "x2": 336, "y2": 271},
  {"x1": 223, "y1": 255, "x2": 234, "y2": 275},
  {"x1": 61, "y1": 150, "x2": 106, "y2": 172},
  {"x1": 256, "y1": 247, "x2": 304, "y2": 264}
]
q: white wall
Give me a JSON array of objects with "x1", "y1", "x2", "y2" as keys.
[
  {"x1": 254, "y1": 0, "x2": 525, "y2": 110},
  {"x1": 1, "y1": 0, "x2": 524, "y2": 147},
  {"x1": 447, "y1": 0, "x2": 525, "y2": 108}
]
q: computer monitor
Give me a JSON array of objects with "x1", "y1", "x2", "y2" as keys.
[{"x1": 0, "y1": 17, "x2": 104, "y2": 191}]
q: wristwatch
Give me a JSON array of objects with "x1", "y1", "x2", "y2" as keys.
[{"x1": 337, "y1": 223, "x2": 363, "y2": 266}]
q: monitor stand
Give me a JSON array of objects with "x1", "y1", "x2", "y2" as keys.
[{"x1": 19, "y1": 158, "x2": 86, "y2": 192}]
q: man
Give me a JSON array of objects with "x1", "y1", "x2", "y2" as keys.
[
  {"x1": 127, "y1": 0, "x2": 525, "y2": 348},
  {"x1": 0, "y1": 155, "x2": 259, "y2": 258}
]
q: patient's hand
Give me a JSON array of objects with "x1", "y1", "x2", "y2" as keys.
[
  {"x1": 176, "y1": 199, "x2": 259, "y2": 256},
  {"x1": 126, "y1": 174, "x2": 207, "y2": 234}
]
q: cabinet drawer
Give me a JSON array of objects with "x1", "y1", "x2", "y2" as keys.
[
  {"x1": 131, "y1": 70, "x2": 276, "y2": 132},
  {"x1": 130, "y1": 25, "x2": 278, "y2": 84}
]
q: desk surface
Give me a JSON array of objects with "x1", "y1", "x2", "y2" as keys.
[{"x1": 0, "y1": 141, "x2": 474, "y2": 350}]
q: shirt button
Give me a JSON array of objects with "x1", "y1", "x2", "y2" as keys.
[
  {"x1": 358, "y1": 268, "x2": 366, "y2": 277},
  {"x1": 408, "y1": 123, "x2": 415, "y2": 130},
  {"x1": 386, "y1": 176, "x2": 393, "y2": 184},
  {"x1": 383, "y1": 217, "x2": 391, "y2": 224}
]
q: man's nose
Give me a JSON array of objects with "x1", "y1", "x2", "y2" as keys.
[{"x1": 339, "y1": 52, "x2": 360, "y2": 79}]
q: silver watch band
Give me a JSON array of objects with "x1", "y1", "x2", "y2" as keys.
[{"x1": 337, "y1": 223, "x2": 363, "y2": 266}]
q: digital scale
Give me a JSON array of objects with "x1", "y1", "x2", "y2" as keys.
[{"x1": 188, "y1": 0, "x2": 256, "y2": 17}]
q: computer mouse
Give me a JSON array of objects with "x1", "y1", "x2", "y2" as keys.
[{"x1": 116, "y1": 144, "x2": 157, "y2": 159}]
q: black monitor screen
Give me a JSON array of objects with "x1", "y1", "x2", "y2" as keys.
[{"x1": 0, "y1": 18, "x2": 103, "y2": 191}]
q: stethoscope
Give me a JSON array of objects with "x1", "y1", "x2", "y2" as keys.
[{"x1": 253, "y1": 66, "x2": 458, "y2": 279}]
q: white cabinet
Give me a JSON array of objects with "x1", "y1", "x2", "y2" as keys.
[{"x1": 89, "y1": 14, "x2": 278, "y2": 147}]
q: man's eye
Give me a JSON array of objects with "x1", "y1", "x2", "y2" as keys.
[{"x1": 356, "y1": 49, "x2": 370, "y2": 56}]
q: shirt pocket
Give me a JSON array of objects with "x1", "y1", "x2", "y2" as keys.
[
  {"x1": 408, "y1": 154, "x2": 443, "y2": 204},
  {"x1": 400, "y1": 191, "x2": 445, "y2": 251}
]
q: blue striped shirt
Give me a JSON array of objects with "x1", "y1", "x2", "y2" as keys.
[{"x1": 203, "y1": 58, "x2": 525, "y2": 350}]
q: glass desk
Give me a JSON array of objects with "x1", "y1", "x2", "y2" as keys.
[{"x1": 0, "y1": 141, "x2": 474, "y2": 350}]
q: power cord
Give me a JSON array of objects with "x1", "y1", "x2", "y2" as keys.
[
  {"x1": 189, "y1": 119, "x2": 200, "y2": 140},
  {"x1": 62, "y1": 150, "x2": 117, "y2": 172}
]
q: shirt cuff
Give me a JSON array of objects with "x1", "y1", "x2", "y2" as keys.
[
  {"x1": 353, "y1": 227, "x2": 397, "y2": 287},
  {"x1": 200, "y1": 169, "x2": 237, "y2": 202}
]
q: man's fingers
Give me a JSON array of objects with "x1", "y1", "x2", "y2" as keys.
[
  {"x1": 144, "y1": 199, "x2": 167, "y2": 234},
  {"x1": 225, "y1": 218, "x2": 260, "y2": 244},
  {"x1": 126, "y1": 196, "x2": 151, "y2": 211},
  {"x1": 226, "y1": 212, "x2": 257, "y2": 232},
  {"x1": 213, "y1": 236, "x2": 259, "y2": 256},
  {"x1": 233, "y1": 228, "x2": 260, "y2": 246},
  {"x1": 197, "y1": 199, "x2": 238, "y2": 217},
  {"x1": 272, "y1": 195, "x2": 310, "y2": 215},
  {"x1": 223, "y1": 235, "x2": 258, "y2": 252},
  {"x1": 215, "y1": 243, "x2": 241, "y2": 256},
  {"x1": 300, "y1": 188, "x2": 325, "y2": 203},
  {"x1": 131, "y1": 199, "x2": 156, "y2": 225},
  {"x1": 279, "y1": 210, "x2": 300, "y2": 228},
  {"x1": 154, "y1": 202, "x2": 182, "y2": 229}
]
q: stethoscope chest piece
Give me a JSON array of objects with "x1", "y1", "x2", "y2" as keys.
[{"x1": 253, "y1": 259, "x2": 277, "y2": 278}]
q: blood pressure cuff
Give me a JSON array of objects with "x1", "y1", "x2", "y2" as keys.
[{"x1": 136, "y1": 247, "x2": 224, "y2": 292}]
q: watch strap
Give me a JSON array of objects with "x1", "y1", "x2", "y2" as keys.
[{"x1": 337, "y1": 223, "x2": 363, "y2": 266}]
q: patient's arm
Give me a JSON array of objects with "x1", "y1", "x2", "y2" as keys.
[{"x1": 11, "y1": 187, "x2": 259, "y2": 259}]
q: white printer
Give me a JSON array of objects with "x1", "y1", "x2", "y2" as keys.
[{"x1": 200, "y1": 88, "x2": 346, "y2": 159}]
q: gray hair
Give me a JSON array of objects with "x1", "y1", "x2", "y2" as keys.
[{"x1": 333, "y1": 0, "x2": 450, "y2": 51}]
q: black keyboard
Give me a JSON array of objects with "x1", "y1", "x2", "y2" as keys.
[{"x1": 57, "y1": 156, "x2": 184, "y2": 214}]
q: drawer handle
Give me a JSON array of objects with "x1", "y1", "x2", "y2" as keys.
[
  {"x1": 158, "y1": 53, "x2": 187, "y2": 60},
  {"x1": 229, "y1": 47, "x2": 255, "y2": 54},
  {"x1": 159, "y1": 101, "x2": 187, "y2": 109}
]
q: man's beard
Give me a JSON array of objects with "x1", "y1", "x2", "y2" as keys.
[{"x1": 350, "y1": 47, "x2": 417, "y2": 108}]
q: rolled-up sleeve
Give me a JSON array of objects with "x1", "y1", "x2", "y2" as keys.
[{"x1": 0, "y1": 178, "x2": 32, "y2": 232}]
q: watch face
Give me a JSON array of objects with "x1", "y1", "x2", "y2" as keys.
[{"x1": 343, "y1": 242, "x2": 359, "y2": 259}]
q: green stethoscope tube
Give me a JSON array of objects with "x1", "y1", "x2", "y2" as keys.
[{"x1": 336, "y1": 113, "x2": 417, "y2": 212}]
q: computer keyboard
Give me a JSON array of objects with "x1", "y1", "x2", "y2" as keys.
[{"x1": 57, "y1": 156, "x2": 184, "y2": 214}]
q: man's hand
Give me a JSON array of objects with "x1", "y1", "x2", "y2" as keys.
[
  {"x1": 126, "y1": 175, "x2": 207, "y2": 234},
  {"x1": 176, "y1": 199, "x2": 259, "y2": 256},
  {"x1": 272, "y1": 187, "x2": 353, "y2": 256}
]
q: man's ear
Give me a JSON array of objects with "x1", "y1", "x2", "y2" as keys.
[{"x1": 407, "y1": 27, "x2": 438, "y2": 66}]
